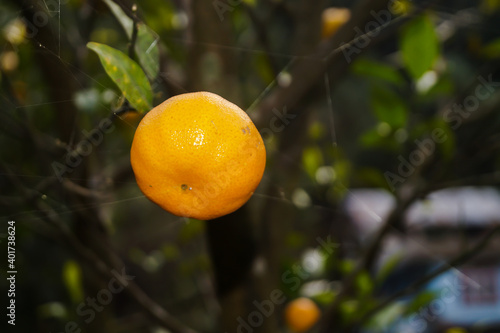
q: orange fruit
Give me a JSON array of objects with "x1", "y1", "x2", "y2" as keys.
[
  {"x1": 321, "y1": 7, "x2": 351, "y2": 39},
  {"x1": 284, "y1": 297, "x2": 321, "y2": 332},
  {"x1": 117, "y1": 110, "x2": 143, "y2": 140},
  {"x1": 130, "y1": 91, "x2": 266, "y2": 220},
  {"x1": 119, "y1": 110, "x2": 142, "y2": 126}
]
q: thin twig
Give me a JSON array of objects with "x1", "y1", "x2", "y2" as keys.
[
  {"x1": 320, "y1": 188, "x2": 421, "y2": 330},
  {"x1": 242, "y1": 3, "x2": 281, "y2": 77},
  {"x1": 62, "y1": 179, "x2": 107, "y2": 199},
  {"x1": 3, "y1": 166, "x2": 197, "y2": 333},
  {"x1": 128, "y1": 4, "x2": 139, "y2": 59},
  {"x1": 35, "y1": 199, "x2": 198, "y2": 333}
]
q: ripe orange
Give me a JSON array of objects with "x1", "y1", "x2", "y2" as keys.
[
  {"x1": 130, "y1": 91, "x2": 266, "y2": 220},
  {"x1": 321, "y1": 7, "x2": 351, "y2": 39},
  {"x1": 284, "y1": 297, "x2": 321, "y2": 332}
]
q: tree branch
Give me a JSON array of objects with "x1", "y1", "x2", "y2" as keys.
[
  {"x1": 3, "y1": 165, "x2": 197, "y2": 333},
  {"x1": 35, "y1": 199, "x2": 198, "y2": 333},
  {"x1": 127, "y1": 4, "x2": 139, "y2": 59},
  {"x1": 355, "y1": 224, "x2": 500, "y2": 327}
]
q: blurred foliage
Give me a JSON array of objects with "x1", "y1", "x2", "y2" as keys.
[{"x1": 1, "y1": 0, "x2": 500, "y2": 332}]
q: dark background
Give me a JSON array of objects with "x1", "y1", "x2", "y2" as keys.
[{"x1": 1, "y1": 0, "x2": 500, "y2": 332}]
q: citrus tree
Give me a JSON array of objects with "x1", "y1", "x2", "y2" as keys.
[{"x1": 2, "y1": 0, "x2": 500, "y2": 333}]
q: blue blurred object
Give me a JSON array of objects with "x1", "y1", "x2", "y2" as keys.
[{"x1": 344, "y1": 187, "x2": 500, "y2": 333}]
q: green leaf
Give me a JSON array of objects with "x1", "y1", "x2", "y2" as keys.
[
  {"x1": 135, "y1": 24, "x2": 160, "y2": 79},
  {"x1": 340, "y1": 300, "x2": 359, "y2": 322},
  {"x1": 286, "y1": 232, "x2": 306, "y2": 248},
  {"x1": 481, "y1": 0, "x2": 500, "y2": 13},
  {"x1": 366, "y1": 302, "x2": 406, "y2": 330},
  {"x1": 62, "y1": 260, "x2": 84, "y2": 303},
  {"x1": 400, "y1": 14, "x2": 439, "y2": 79},
  {"x1": 254, "y1": 53, "x2": 275, "y2": 84},
  {"x1": 302, "y1": 146, "x2": 324, "y2": 180},
  {"x1": 313, "y1": 291, "x2": 336, "y2": 305},
  {"x1": 340, "y1": 259, "x2": 355, "y2": 274},
  {"x1": 103, "y1": 0, "x2": 160, "y2": 79},
  {"x1": 360, "y1": 128, "x2": 383, "y2": 147},
  {"x1": 352, "y1": 58, "x2": 405, "y2": 85},
  {"x1": 357, "y1": 168, "x2": 392, "y2": 189},
  {"x1": 162, "y1": 244, "x2": 180, "y2": 261},
  {"x1": 356, "y1": 271, "x2": 374, "y2": 297},
  {"x1": 37, "y1": 302, "x2": 68, "y2": 319},
  {"x1": 481, "y1": 38, "x2": 500, "y2": 58},
  {"x1": 103, "y1": 0, "x2": 133, "y2": 36},
  {"x1": 423, "y1": 75, "x2": 454, "y2": 98},
  {"x1": 179, "y1": 219, "x2": 205, "y2": 243},
  {"x1": 87, "y1": 42, "x2": 152, "y2": 113},
  {"x1": 375, "y1": 253, "x2": 403, "y2": 285},
  {"x1": 308, "y1": 121, "x2": 326, "y2": 140},
  {"x1": 371, "y1": 85, "x2": 408, "y2": 128},
  {"x1": 403, "y1": 290, "x2": 437, "y2": 316},
  {"x1": 359, "y1": 128, "x2": 401, "y2": 151},
  {"x1": 411, "y1": 119, "x2": 455, "y2": 160}
]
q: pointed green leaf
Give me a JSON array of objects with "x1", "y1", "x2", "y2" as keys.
[
  {"x1": 352, "y1": 58, "x2": 405, "y2": 85},
  {"x1": 103, "y1": 0, "x2": 160, "y2": 79},
  {"x1": 302, "y1": 146, "x2": 324, "y2": 180},
  {"x1": 482, "y1": 0, "x2": 500, "y2": 13},
  {"x1": 366, "y1": 302, "x2": 405, "y2": 330},
  {"x1": 400, "y1": 14, "x2": 439, "y2": 79},
  {"x1": 179, "y1": 219, "x2": 205, "y2": 243},
  {"x1": 403, "y1": 290, "x2": 437, "y2": 316},
  {"x1": 87, "y1": 42, "x2": 152, "y2": 113},
  {"x1": 481, "y1": 38, "x2": 500, "y2": 58},
  {"x1": 62, "y1": 260, "x2": 84, "y2": 303},
  {"x1": 313, "y1": 291, "x2": 336, "y2": 305},
  {"x1": 371, "y1": 85, "x2": 408, "y2": 128},
  {"x1": 357, "y1": 168, "x2": 392, "y2": 189},
  {"x1": 136, "y1": 24, "x2": 160, "y2": 79},
  {"x1": 411, "y1": 119, "x2": 455, "y2": 160},
  {"x1": 103, "y1": 0, "x2": 133, "y2": 36},
  {"x1": 356, "y1": 270, "x2": 374, "y2": 297},
  {"x1": 37, "y1": 302, "x2": 68, "y2": 319},
  {"x1": 375, "y1": 253, "x2": 403, "y2": 285}
]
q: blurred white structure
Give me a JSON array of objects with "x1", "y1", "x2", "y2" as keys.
[{"x1": 343, "y1": 187, "x2": 500, "y2": 332}]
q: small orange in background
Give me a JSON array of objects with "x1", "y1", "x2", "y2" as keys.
[
  {"x1": 115, "y1": 110, "x2": 144, "y2": 142},
  {"x1": 321, "y1": 7, "x2": 351, "y2": 39},
  {"x1": 119, "y1": 110, "x2": 142, "y2": 126},
  {"x1": 130, "y1": 91, "x2": 266, "y2": 220},
  {"x1": 284, "y1": 297, "x2": 321, "y2": 332}
]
